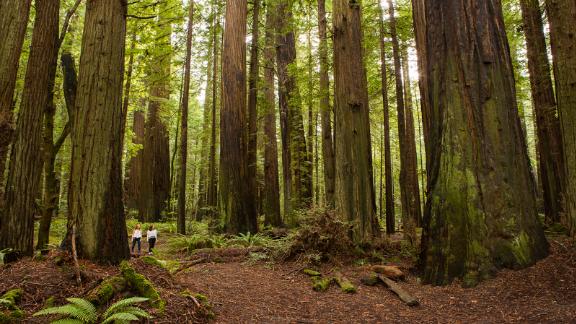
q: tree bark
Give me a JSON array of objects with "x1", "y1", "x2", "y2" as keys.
[
  {"x1": 317, "y1": 0, "x2": 335, "y2": 209},
  {"x1": 333, "y1": 0, "x2": 380, "y2": 243},
  {"x1": 519, "y1": 0, "x2": 564, "y2": 225},
  {"x1": 545, "y1": 0, "x2": 576, "y2": 237},
  {"x1": 247, "y1": 0, "x2": 260, "y2": 212},
  {"x1": 68, "y1": 0, "x2": 130, "y2": 263},
  {"x1": 206, "y1": 6, "x2": 220, "y2": 214},
  {"x1": 377, "y1": 2, "x2": 395, "y2": 235},
  {"x1": 0, "y1": 0, "x2": 60, "y2": 255},
  {"x1": 420, "y1": 0, "x2": 548, "y2": 286},
  {"x1": 388, "y1": 0, "x2": 417, "y2": 244},
  {"x1": 262, "y1": 4, "x2": 282, "y2": 227},
  {"x1": 274, "y1": 0, "x2": 312, "y2": 219},
  {"x1": 125, "y1": 110, "x2": 145, "y2": 211},
  {"x1": 0, "y1": 0, "x2": 31, "y2": 202},
  {"x1": 220, "y1": 0, "x2": 257, "y2": 234},
  {"x1": 179, "y1": 1, "x2": 195, "y2": 235}
]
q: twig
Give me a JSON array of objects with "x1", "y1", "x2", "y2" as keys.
[
  {"x1": 71, "y1": 225, "x2": 82, "y2": 286},
  {"x1": 58, "y1": 0, "x2": 83, "y2": 48}
]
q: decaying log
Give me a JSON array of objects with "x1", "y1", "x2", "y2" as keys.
[
  {"x1": 334, "y1": 271, "x2": 356, "y2": 293},
  {"x1": 372, "y1": 265, "x2": 404, "y2": 280},
  {"x1": 377, "y1": 274, "x2": 419, "y2": 306}
]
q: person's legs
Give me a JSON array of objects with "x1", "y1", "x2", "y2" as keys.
[
  {"x1": 148, "y1": 238, "x2": 156, "y2": 253},
  {"x1": 137, "y1": 238, "x2": 141, "y2": 254},
  {"x1": 131, "y1": 238, "x2": 136, "y2": 252}
]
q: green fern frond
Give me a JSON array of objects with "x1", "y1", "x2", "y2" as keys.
[
  {"x1": 65, "y1": 298, "x2": 97, "y2": 321},
  {"x1": 119, "y1": 306, "x2": 152, "y2": 319},
  {"x1": 101, "y1": 312, "x2": 140, "y2": 324},
  {"x1": 102, "y1": 297, "x2": 149, "y2": 319},
  {"x1": 50, "y1": 319, "x2": 86, "y2": 324},
  {"x1": 33, "y1": 304, "x2": 94, "y2": 322}
]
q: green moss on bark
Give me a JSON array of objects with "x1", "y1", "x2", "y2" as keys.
[
  {"x1": 86, "y1": 275, "x2": 127, "y2": 306},
  {"x1": 120, "y1": 261, "x2": 165, "y2": 311}
]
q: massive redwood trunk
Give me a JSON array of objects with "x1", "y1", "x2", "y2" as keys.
[
  {"x1": 333, "y1": 0, "x2": 380, "y2": 243},
  {"x1": 68, "y1": 0, "x2": 130, "y2": 263},
  {"x1": 247, "y1": 0, "x2": 261, "y2": 211},
  {"x1": 0, "y1": 0, "x2": 59, "y2": 255},
  {"x1": 545, "y1": 0, "x2": 576, "y2": 237},
  {"x1": 420, "y1": 0, "x2": 548, "y2": 286},
  {"x1": 519, "y1": 0, "x2": 565, "y2": 225},
  {"x1": 0, "y1": 0, "x2": 31, "y2": 201},
  {"x1": 220, "y1": 0, "x2": 257, "y2": 234}
]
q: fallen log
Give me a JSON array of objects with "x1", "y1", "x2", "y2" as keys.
[
  {"x1": 372, "y1": 265, "x2": 404, "y2": 280},
  {"x1": 173, "y1": 258, "x2": 206, "y2": 275},
  {"x1": 334, "y1": 271, "x2": 356, "y2": 293},
  {"x1": 377, "y1": 274, "x2": 419, "y2": 306}
]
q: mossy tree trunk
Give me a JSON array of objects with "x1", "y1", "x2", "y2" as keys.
[
  {"x1": 262, "y1": 4, "x2": 282, "y2": 227},
  {"x1": 333, "y1": 0, "x2": 380, "y2": 243},
  {"x1": 0, "y1": 0, "x2": 60, "y2": 255},
  {"x1": 317, "y1": 0, "x2": 335, "y2": 209},
  {"x1": 545, "y1": 0, "x2": 576, "y2": 237},
  {"x1": 519, "y1": 0, "x2": 565, "y2": 225},
  {"x1": 420, "y1": 0, "x2": 549, "y2": 286},
  {"x1": 377, "y1": 2, "x2": 395, "y2": 234},
  {"x1": 0, "y1": 0, "x2": 31, "y2": 203},
  {"x1": 139, "y1": 2, "x2": 173, "y2": 222},
  {"x1": 274, "y1": 0, "x2": 312, "y2": 219},
  {"x1": 220, "y1": 0, "x2": 258, "y2": 234},
  {"x1": 68, "y1": 0, "x2": 130, "y2": 263}
]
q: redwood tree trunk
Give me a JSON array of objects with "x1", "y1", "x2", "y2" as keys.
[
  {"x1": 179, "y1": 1, "x2": 194, "y2": 235},
  {"x1": 68, "y1": 0, "x2": 130, "y2": 263},
  {"x1": 377, "y1": 2, "x2": 395, "y2": 235},
  {"x1": 317, "y1": 0, "x2": 335, "y2": 208},
  {"x1": 220, "y1": 0, "x2": 257, "y2": 234},
  {"x1": 125, "y1": 110, "x2": 145, "y2": 211},
  {"x1": 0, "y1": 0, "x2": 31, "y2": 201},
  {"x1": 333, "y1": 0, "x2": 380, "y2": 243},
  {"x1": 0, "y1": 0, "x2": 60, "y2": 255},
  {"x1": 520, "y1": 0, "x2": 564, "y2": 225},
  {"x1": 206, "y1": 5, "x2": 220, "y2": 214},
  {"x1": 420, "y1": 0, "x2": 548, "y2": 286},
  {"x1": 545, "y1": 0, "x2": 576, "y2": 237},
  {"x1": 262, "y1": 4, "x2": 282, "y2": 227},
  {"x1": 388, "y1": 0, "x2": 418, "y2": 244},
  {"x1": 247, "y1": 0, "x2": 260, "y2": 211}
]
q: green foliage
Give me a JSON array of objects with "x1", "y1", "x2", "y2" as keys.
[
  {"x1": 0, "y1": 289, "x2": 24, "y2": 323},
  {"x1": 33, "y1": 297, "x2": 151, "y2": 324},
  {"x1": 119, "y1": 261, "x2": 165, "y2": 312},
  {"x1": 303, "y1": 269, "x2": 321, "y2": 277}
]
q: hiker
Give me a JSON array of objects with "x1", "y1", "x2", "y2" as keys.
[
  {"x1": 147, "y1": 225, "x2": 158, "y2": 255},
  {"x1": 131, "y1": 224, "x2": 142, "y2": 255}
]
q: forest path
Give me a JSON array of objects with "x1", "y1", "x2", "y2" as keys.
[{"x1": 174, "y1": 240, "x2": 576, "y2": 323}]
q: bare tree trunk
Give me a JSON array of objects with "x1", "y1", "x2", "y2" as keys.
[
  {"x1": 0, "y1": 0, "x2": 31, "y2": 202},
  {"x1": 377, "y1": 2, "x2": 395, "y2": 235},
  {"x1": 545, "y1": 0, "x2": 576, "y2": 237},
  {"x1": 206, "y1": 2, "x2": 220, "y2": 215},
  {"x1": 68, "y1": 0, "x2": 130, "y2": 263},
  {"x1": 247, "y1": 0, "x2": 260, "y2": 213},
  {"x1": 262, "y1": 3, "x2": 282, "y2": 227},
  {"x1": 333, "y1": 0, "x2": 380, "y2": 243},
  {"x1": 318, "y1": 0, "x2": 335, "y2": 209},
  {"x1": 0, "y1": 0, "x2": 60, "y2": 255},
  {"x1": 420, "y1": 0, "x2": 548, "y2": 286},
  {"x1": 220, "y1": 0, "x2": 257, "y2": 234},
  {"x1": 179, "y1": 1, "x2": 194, "y2": 235}
]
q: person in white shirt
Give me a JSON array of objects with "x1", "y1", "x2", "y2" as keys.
[
  {"x1": 131, "y1": 224, "x2": 142, "y2": 255},
  {"x1": 147, "y1": 225, "x2": 158, "y2": 255}
]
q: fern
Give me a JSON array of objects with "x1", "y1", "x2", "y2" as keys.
[{"x1": 34, "y1": 296, "x2": 151, "y2": 324}]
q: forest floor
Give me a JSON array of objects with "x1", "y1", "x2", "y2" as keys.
[{"x1": 1, "y1": 234, "x2": 575, "y2": 323}]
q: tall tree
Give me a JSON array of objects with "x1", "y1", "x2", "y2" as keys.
[
  {"x1": 377, "y1": 1, "x2": 395, "y2": 234},
  {"x1": 420, "y1": 0, "x2": 548, "y2": 286},
  {"x1": 68, "y1": 0, "x2": 130, "y2": 263},
  {"x1": 139, "y1": 1, "x2": 173, "y2": 222},
  {"x1": 0, "y1": 0, "x2": 31, "y2": 200},
  {"x1": 220, "y1": 0, "x2": 257, "y2": 234},
  {"x1": 206, "y1": 4, "x2": 220, "y2": 213},
  {"x1": 247, "y1": 0, "x2": 261, "y2": 209},
  {"x1": 333, "y1": 0, "x2": 380, "y2": 242},
  {"x1": 125, "y1": 110, "x2": 145, "y2": 211},
  {"x1": 0, "y1": 0, "x2": 60, "y2": 255},
  {"x1": 179, "y1": 1, "x2": 195, "y2": 234},
  {"x1": 274, "y1": 0, "x2": 312, "y2": 219},
  {"x1": 388, "y1": 0, "x2": 419, "y2": 244},
  {"x1": 317, "y1": 0, "x2": 335, "y2": 208},
  {"x1": 519, "y1": 0, "x2": 564, "y2": 225},
  {"x1": 262, "y1": 3, "x2": 282, "y2": 227},
  {"x1": 545, "y1": 0, "x2": 576, "y2": 237}
]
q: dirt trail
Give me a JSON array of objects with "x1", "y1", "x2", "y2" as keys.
[{"x1": 176, "y1": 240, "x2": 576, "y2": 323}]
